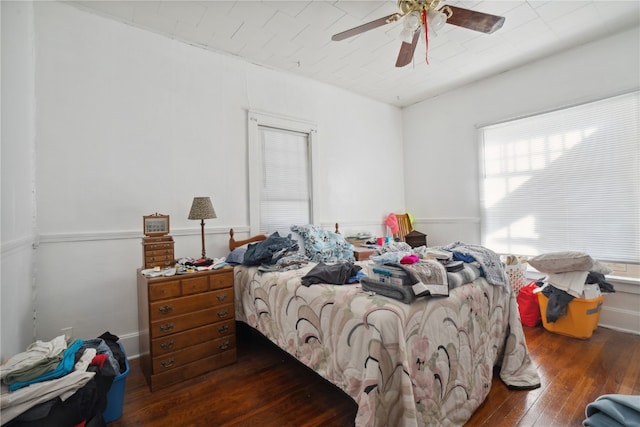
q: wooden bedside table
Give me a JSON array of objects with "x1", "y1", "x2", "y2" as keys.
[
  {"x1": 137, "y1": 267, "x2": 236, "y2": 391},
  {"x1": 353, "y1": 247, "x2": 375, "y2": 261}
]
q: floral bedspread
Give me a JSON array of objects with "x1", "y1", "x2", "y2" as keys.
[{"x1": 234, "y1": 263, "x2": 540, "y2": 427}]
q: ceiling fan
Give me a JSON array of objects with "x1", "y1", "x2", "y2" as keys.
[{"x1": 331, "y1": 0, "x2": 506, "y2": 67}]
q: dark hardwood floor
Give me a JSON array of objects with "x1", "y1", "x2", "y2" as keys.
[{"x1": 109, "y1": 323, "x2": 640, "y2": 427}]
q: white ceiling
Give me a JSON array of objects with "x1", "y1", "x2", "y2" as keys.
[{"x1": 67, "y1": 0, "x2": 640, "y2": 107}]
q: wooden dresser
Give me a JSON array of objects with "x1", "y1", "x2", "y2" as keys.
[
  {"x1": 137, "y1": 267, "x2": 236, "y2": 391},
  {"x1": 142, "y1": 236, "x2": 175, "y2": 269}
]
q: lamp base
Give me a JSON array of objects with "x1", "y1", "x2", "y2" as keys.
[{"x1": 199, "y1": 219, "x2": 207, "y2": 259}]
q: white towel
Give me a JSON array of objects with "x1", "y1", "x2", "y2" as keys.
[
  {"x1": 547, "y1": 270, "x2": 589, "y2": 298},
  {"x1": 0, "y1": 335, "x2": 67, "y2": 381}
]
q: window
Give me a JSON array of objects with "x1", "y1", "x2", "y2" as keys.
[
  {"x1": 479, "y1": 91, "x2": 639, "y2": 270},
  {"x1": 247, "y1": 111, "x2": 318, "y2": 235}
]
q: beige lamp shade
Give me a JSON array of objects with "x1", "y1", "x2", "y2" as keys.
[{"x1": 188, "y1": 197, "x2": 216, "y2": 220}]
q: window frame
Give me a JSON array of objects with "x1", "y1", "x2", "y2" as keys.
[
  {"x1": 478, "y1": 91, "x2": 640, "y2": 278},
  {"x1": 247, "y1": 110, "x2": 319, "y2": 236}
]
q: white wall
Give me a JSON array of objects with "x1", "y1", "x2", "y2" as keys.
[
  {"x1": 22, "y1": 1, "x2": 404, "y2": 357},
  {"x1": 1, "y1": 1, "x2": 37, "y2": 361},
  {"x1": 403, "y1": 26, "x2": 640, "y2": 334}
]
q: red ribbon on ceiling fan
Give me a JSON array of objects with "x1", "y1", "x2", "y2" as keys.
[{"x1": 422, "y1": 9, "x2": 429, "y2": 65}]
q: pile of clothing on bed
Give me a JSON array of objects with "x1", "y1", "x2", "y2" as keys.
[
  {"x1": 1, "y1": 332, "x2": 126, "y2": 427},
  {"x1": 235, "y1": 232, "x2": 308, "y2": 271},
  {"x1": 227, "y1": 225, "x2": 356, "y2": 272},
  {"x1": 361, "y1": 240, "x2": 510, "y2": 303},
  {"x1": 227, "y1": 227, "x2": 512, "y2": 305},
  {"x1": 228, "y1": 229, "x2": 363, "y2": 285}
]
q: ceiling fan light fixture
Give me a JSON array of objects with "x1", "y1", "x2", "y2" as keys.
[
  {"x1": 427, "y1": 10, "x2": 447, "y2": 32},
  {"x1": 404, "y1": 11, "x2": 421, "y2": 30},
  {"x1": 399, "y1": 11, "x2": 421, "y2": 43}
]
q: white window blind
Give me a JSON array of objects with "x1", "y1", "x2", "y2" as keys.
[
  {"x1": 480, "y1": 91, "x2": 639, "y2": 264},
  {"x1": 258, "y1": 126, "x2": 311, "y2": 234}
]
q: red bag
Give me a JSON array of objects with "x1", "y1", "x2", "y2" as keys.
[{"x1": 517, "y1": 281, "x2": 541, "y2": 327}]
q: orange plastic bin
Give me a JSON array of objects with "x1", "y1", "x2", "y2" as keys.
[{"x1": 537, "y1": 293, "x2": 604, "y2": 339}]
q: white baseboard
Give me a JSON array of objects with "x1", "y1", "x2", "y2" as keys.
[
  {"x1": 599, "y1": 306, "x2": 640, "y2": 336},
  {"x1": 117, "y1": 332, "x2": 140, "y2": 360}
]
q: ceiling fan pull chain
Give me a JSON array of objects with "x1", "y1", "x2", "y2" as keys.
[{"x1": 422, "y1": 9, "x2": 429, "y2": 64}]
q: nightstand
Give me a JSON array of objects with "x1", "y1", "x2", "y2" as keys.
[
  {"x1": 137, "y1": 267, "x2": 236, "y2": 391},
  {"x1": 353, "y1": 247, "x2": 375, "y2": 261}
]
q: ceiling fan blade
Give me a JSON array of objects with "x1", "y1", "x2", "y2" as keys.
[
  {"x1": 395, "y1": 27, "x2": 421, "y2": 68},
  {"x1": 331, "y1": 13, "x2": 400, "y2": 41},
  {"x1": 443, "y1": 5, "x2": 505, "y2": 34}
]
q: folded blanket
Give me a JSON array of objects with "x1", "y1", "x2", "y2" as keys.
[
  {"x1": 583, "y1": 394, "x2": 640, "y2": 427},
  {"x1": 442, "y1": 241, "x2": 509, "y2": 288},
  {"x1": 447, "y1": 263, "x2": 482, "y2": 289},
  {"x1": 393, "y1": 260, "x2": 449, "y2": 297}
]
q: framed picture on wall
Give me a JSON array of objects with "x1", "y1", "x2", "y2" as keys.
[{"x1": 143, "y1": 213, "x2": 170, "y2": 237}]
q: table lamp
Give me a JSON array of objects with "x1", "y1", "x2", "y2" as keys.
[{"x1": 188, "y1": 197, "x2": 216, "y2": 259}]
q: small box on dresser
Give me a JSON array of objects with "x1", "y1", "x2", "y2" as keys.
[
  {"x1": 142, "y1": 236, "x2": 175, "y2": 269},
  {"x1": 137, "y1": 267, "x2": 236, "y2": 391},
  {"x1": 405, "y1": 230, "x2": 427, "y2": 248}
]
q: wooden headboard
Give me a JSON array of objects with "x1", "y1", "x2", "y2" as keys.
[
  {"x1": 228, "y1": 223, "x2": 341, "y2": 251},
  {"x1": 228, "y1": 229, "x2": 267, "y2": 251}
]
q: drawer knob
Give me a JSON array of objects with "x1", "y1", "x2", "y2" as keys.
[
  {"x1": 160, "y1": 358, "x2": 175, "y2": 368},
  {"x1": 159, "y1": 322, "x2": 174, "y2": 332},
  {"x1": 216, "y1": 294, "x2": 227, "y2": 302},
  {"x1": 218, "y1": 325, "x2": 229, "y2": 334},
  {"x1": 217, "y1": 310, "x2": 229, "y2": 319},
  {"x1": 160, "y1": 339, "x2": 174, "y2": 350},
  {"x1": 158, "y1": 304, "x2": 173, "y2": 314},
  {"x1": 218, "y1": 341, "x2": 230, "y2": 351}
]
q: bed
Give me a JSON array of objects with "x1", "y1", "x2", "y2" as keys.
[{"x1": 228, "y1": 226, "x2": 540, "y2": 427}]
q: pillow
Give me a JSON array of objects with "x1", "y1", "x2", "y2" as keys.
[
  {"x1": 290, "y1": 224, "x2": 354, "y2": 263},
  {"x1": 528, "y1": 251, "x2": 594, "y2": 273},
  {"x1": 226, "y1": 246, "x2": 248, "y2": 265},
  {"x1": 590, "y1": 260, "x2": 613, "y2": 275}
]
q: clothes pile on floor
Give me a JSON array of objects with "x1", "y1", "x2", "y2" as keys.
[
  {"x1": 527, "y1": 251, "x2": 615, "y2": 323},
  {"x1": 1, "y1": 332, "x2": 126, "y2": 427},
  {"x1": 583, "y1": 394, "x2": 640, "y2": 427}
]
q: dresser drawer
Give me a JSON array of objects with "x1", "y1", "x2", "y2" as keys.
[
  {"x1": 146, "y1": 253, "x2": 173, "y2": 262},
  {"x1": 151, "y1": 320, "x2": 236, "y2": 356},
  {"x1": 145, "y1": 259, "x2": 174, "y2": 269},
  {"x1": 145, "y1": 242, "x2": 173, "y2": 251},
  {"x1": 149, "y1": 291, "x2": 230, "y2": 321},
  {"x1": 181, "y1": 275, "x2": 209, "y2": 295},
  {"x1": 210, "y1": 272, "x2": 233, "y2": 290},
  {"x1": 148, "y1": 281, "x2": 181, "y2": 302},
  {"x1": 149, "y1": 350, "x2": 237, "y2": 391},
  {"x1": 152, "y1": 335, "x2": 236, "y2": 373},
  {"x1": 150, "y1": 304, "x2": 234, "y2": 338},
  {"x1": 146, "y1": 248, "x2": 174, "y2": 257}
]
